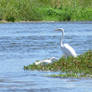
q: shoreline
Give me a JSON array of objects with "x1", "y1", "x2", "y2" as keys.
[{"x1": 1, "y1": 20, "x2": 92, "y2": 24}]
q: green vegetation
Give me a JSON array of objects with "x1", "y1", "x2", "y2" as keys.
[
  {"x1": 0, "y1": 0, "x2": 92, "y2": 22},
  {"x1": 24, "y1": 51, "x2": 92, "y2": 78}
]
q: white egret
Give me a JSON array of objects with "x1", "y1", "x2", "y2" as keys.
[
  {"x1": 34, "y1": 57, "x2": 57, "y2": 65},
  {"x1": 56, "y1": 28, "x2": 77, "y2": 58}
]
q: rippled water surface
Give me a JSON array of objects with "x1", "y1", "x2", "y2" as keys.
[{"x1": 0, "y1": 22, "x2": 92, "y2": 92}]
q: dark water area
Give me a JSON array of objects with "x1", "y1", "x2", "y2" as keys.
[{"x1": 0, "y1": 22, "x2": 92, "y2": 92}]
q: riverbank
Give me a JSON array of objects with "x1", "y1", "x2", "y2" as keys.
[
  {"x1": 0, "y1": 7, "x2": 92, "y2": 22},
  {"x1": 1, "y1": 20, "x2": 92, "y2": 24},
  {"x1": 24, "y1": 51, "x2": 92, "y2": 78},
  {"x1": 0, "y1": 0, "x2": 92, "y2": 22}
]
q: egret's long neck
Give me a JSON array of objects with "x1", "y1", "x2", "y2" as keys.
[{"x1": 61, "y1": 30, "x2": 64, "y2": 47}]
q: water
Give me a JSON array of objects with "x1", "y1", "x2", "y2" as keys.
[{"x1": 0, "y1": 22, "x2": 92, "y2": 92}]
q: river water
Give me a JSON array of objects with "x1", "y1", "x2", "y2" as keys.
[{"x1": 0, "y1": 22, "x2": 92, "y2": 92}]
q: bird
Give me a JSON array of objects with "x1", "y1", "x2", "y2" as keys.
[
  {"x1": 56, "y1": 28, "x2": 77, "y2": 58},
  {"x1": 34, "y1": 57, "x2": 57, "y2": 65}
]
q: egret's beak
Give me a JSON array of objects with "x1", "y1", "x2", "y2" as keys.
[
  {"x1": 55, "y1": 28, "x2": 64, "y2": 31},
  {"x1": 55, "y1": 29, "x2": 59, "y2": 31}
]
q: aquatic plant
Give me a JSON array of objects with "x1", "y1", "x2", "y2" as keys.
[{"x1": 24, "y1": 50, "x2": 92, "y2": 78}]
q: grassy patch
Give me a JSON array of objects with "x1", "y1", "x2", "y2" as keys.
[
  {"x1": 48, "y1": 73, "x2": 80, "y2": 78},
  {"x1": 0, "y1": 0, "x2": 92, "y2": 22},
  {"x1": 24, "y1": 50, "x2": 92, "y2": 78}
]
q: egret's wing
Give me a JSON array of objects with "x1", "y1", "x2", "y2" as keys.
[{"x1": 63, "y1": 44, "x2": 77, "y2": 57}]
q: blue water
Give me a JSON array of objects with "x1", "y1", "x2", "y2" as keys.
[{"x1": 0, "y1": 22, "x2": 92, "y2": 92}]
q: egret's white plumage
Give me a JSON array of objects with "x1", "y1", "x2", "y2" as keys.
[
  {"x1": 35, "y1": 57, "x2": 57, "y2": 65},
  {"x1": 56, "y1": 28, "x2": 77, "y2": 57}
]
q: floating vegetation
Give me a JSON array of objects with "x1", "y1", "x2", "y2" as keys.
[{"x1": 24, "y1": 51, "x2": 92, "y2": 78}]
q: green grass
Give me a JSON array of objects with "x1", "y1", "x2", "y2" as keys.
[
  {"x1": 24, "y1": 50, "x2": 92, "y2": 78},
  {"x1": 47, "y1": 73, "x2": 80, "y2": 78},
  {"x1": 0, "y1": 0, "x2": 92, "y2": 22}
]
